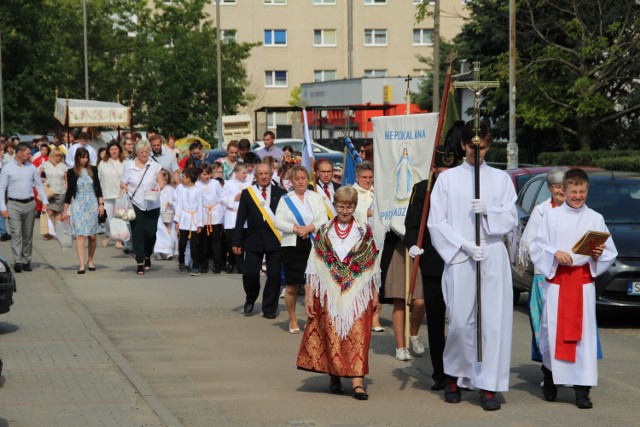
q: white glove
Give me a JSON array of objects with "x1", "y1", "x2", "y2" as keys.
[
  {"x1": 461, "y1": 241, "x2": 485, "y2": 261},
  {"x1": 471, "y1": 199, "x2": 487, "y2": 215},
  {"x1": 409, "y1": 245, "x2": 424, "y2": 258}
]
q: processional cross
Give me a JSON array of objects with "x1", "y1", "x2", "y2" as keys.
[{"x1": 452, "y1": 62, "x2": 499, "y2": 363}]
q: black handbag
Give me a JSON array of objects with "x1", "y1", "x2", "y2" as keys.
[{"x1": 98, "y1": 210, "x2": 108, "y2": 224}]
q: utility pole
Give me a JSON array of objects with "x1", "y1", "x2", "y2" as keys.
[
  {"x1": 432, "y1": 0, "x2": 440, "y2": 112},
  {"x1": 216, "y1": 0, "x2": 223, "y2": 148},
  {"x1": 0, "y1": 28, "x2": 4, "y2": 134},
  {"x1": 83, "y1": 0, "x2": 89, "y2": 99},
  {"x1": 347, "y1": 0, "x2": 353, "y2": 78},
  {"x1": 507, "y1": 0, "x2": 518, "y2": 169}
]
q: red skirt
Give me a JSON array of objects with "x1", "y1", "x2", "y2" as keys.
[{"x1": 296, "y1": 294, "x2": 373, "y2": 378}]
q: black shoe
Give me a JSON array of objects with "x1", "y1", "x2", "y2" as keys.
[
  {"x1": 243, "y1": 302, "x2": 254, "y2": 315},
  {"x1": 199, "y1": 265, "x2": 208, "y2": 274},
  {"x1": 574, "y1": 387, "x2": 593, "y2": 409},
  {"x1": 13, "y1": 264, "x2": 22, "y2": 273},
  {"x1": 352, "y1": 386, "x2": 369, "y2": 401},
  {"x1": 541, "y1": 365, "x2": 558, "y2": 402},
  {"x1": 21, "y1": 263, "x2": 32, "y2": 272},
  {"x1": 262, "y1": 312, "x2": 277, "y2": 319},
  {"x1": 329, "y1": 376, "x2": 344, "y2": 395},
  {"x1": 444, "y1": 377, "x2": 461, "y2": 403},
  {"x1": 144, "y1": 257, "x2": 151, "y2": 271},
  {"x1": 225, "y1": 263, "x2": 234, "y2": 274},
  {"x1": 0, "y1": 233, "x2": 10, "y2": 241},
  {"x1": 77, "y1": 268, "x2": 86, "y2": 275},
  {"x1": 480, "y1": 390, "x2": 501, "y2": 411},
  {"x1": 431, "y1": 375, "x2": 446, "y2": 391},
  {"x1": 212, "y1": 268, "x2": 222, "y2": 274}
]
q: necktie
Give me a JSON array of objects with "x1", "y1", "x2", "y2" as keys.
[
  {"x1": 261, "y1": 186, "x2": 267, "y2": 200},
  {"x1": 323, "y1": 184, "x2": 331, "y2": 199}
]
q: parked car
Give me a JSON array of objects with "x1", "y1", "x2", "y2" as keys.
[
  {"x1": 512, "y1": 170, "x2": 640, "y2": 312},
  {"x1": 505, "y1": 166, "x2": 604, "y2": 194},
  {"x1": 251, "y1": 138, "x2": 344, "y2": 165},
  {"x1": 0, "y1": 256, "x2": 16, "y2": 315}
]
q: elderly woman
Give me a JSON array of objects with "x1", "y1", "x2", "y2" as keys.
[
  {"x1": 351, "y1": 161, "x2": 383, "y2": 332},
  {"x1": 297, "y1": 186, "x2": 381, "y2": 401},
  {"x1": 98, "y1": 140, "x2": 126, "y2": 248},
  {"x1": 42, "y1": 147, "x2": 67, "y2": 223},
  {"x1": 275, "y1": 165, "x2": 328, "y2": 334},
  {"x1": 63, "y1": 148, "x2": 104, "y2": 273},
  {"x1": 120, "y1": 140, "x2": 163, "y2": 275},
  {"x1": 518, "y1": 166, "x2": 569, "y2": 362}
]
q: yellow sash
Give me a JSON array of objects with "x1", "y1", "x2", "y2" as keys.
[{"x1": 247, "y1": 186, "x2": 282, "y2": 242}]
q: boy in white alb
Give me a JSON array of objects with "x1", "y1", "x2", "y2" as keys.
[
  {"x1": 221, "y1": 163, "x2": 250, "y2": 273},
  {"x1": 173, "y1": 168, "x2": 203, "y2": 276},
  {"x1": 530, "y1": 169, "x2": 617, "y2": 409},
  {"x1": 197, "y1": 164, "x2": 225, "y2": 273}
]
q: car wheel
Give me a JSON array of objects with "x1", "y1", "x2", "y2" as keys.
[{"x1": 513, "y1": 288, "x2": 521, "y2": 306}]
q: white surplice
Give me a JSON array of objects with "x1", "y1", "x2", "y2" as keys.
[
  {"x1": 221, "y1": 178, "x2": 250, "y2": 229},
  {"x1": 427, "y1": 161, "x2": 518, "y2": 392},
  {"x1": 529, "y1": 202, "x2": 617, "y2": 386},
  {"x1": 154, "y1": 185, "x2": 178, "y2": 256}
]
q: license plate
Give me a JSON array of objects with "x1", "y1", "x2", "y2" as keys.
[{"x1": 627, "y1": 281, "x2": 640, "y2": 295}]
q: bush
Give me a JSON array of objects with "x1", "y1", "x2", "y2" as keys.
[{"x1": 537, "y1": 150, "x2": 640, "y2": 172}]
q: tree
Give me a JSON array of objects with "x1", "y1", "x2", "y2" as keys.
[{"x1": 518, "y1": 0, "x2": 640, "y2": 150}]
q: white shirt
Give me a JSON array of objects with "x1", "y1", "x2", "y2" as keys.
[
  {"x1": 120, "y1": 159, "x2": 163, "y2": 210},
  {"x1": 221, "y1": 178, "x2": 250, "y2": 229},
  {"x1": 98, "y1": 159, "x2": 125, "y2": 200},
  {"x1": 197, "y1": 179, "x2": 225, "y2": 225},
  {"x1": 42, "y1": 161, "x2": 67, "y2": 195},
  {"x1": 66, "y1": 142, "x2": 98, "y2": 168},
  {"x1": 328, "y1": 220, "x2": 363, "y2": 262}
]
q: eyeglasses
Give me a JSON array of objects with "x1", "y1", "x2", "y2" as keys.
[
  {"x1": 318, "y1": 170, "x2": 332, "y2": 174},
  {"x1": 335, "y1": 205, "x2": 355, "y2": 212},
  {"x1": 333, "y1": 175, "x2": 342, "y2": 180},
  {"x1": 359, "y1": 149, "x2": 366, "y2": 153}
]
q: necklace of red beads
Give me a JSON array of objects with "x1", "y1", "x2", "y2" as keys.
[{"x1": 334, "y1": 218, "x2": 354, "y2": 240}]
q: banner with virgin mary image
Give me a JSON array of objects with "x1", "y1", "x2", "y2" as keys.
[{"x1": 370, "y1": 113, "x2": 438, "y2": 244}]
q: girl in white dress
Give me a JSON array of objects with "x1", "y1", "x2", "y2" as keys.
[{"x1": 153, "y1": 170, "x2": 178, "y2": 260}]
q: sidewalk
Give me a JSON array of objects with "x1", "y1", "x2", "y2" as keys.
[{"x1": 0, "y1": 237, "x2": 178, "y2": 427}]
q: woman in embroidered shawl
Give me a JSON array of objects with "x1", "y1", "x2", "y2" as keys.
[{"x1": 297, "y1": 186, "x2": 381, "y2": 401}]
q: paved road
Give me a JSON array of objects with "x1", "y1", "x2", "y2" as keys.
[{"x1": 1, "y1": 234, "x2": 639, "y2": 426}]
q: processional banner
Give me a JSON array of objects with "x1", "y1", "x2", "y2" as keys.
[{"x1": 371, "y1": 113, "x2": 438, "y2": 245}]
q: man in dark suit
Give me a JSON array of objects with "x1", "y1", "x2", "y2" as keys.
[
  {"x1": 232, "y1": 163, "x2": 287, "y2": 318},
  {"x1": 314, "y1": 158, "x2": 341, "y2": 203},
  {"x1": 403, "y1": 146, "x2": 456, "y2": 390}
]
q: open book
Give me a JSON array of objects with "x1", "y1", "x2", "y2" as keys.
[{"x1": 572, "y1": 230, "x2": 611, "y2": 255}]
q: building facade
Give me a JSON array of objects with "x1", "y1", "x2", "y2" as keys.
[{"x1": 204, "y1": 0, "x2": 469, "y2": 132}]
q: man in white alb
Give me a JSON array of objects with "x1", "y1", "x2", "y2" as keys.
[{"x1": 427, "y1": 120, "x2": 517, "y2": 411}]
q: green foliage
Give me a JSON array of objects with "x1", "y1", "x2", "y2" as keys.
[
  {"x1": 538, "y1": 150, "x2": 640, "y2": 172},
  {"x1": 0, "y1": 0, "x2": 256, "y2": 139},
  {"x1": 288, "y1": 86, "x2": 301, "y2": 107}
]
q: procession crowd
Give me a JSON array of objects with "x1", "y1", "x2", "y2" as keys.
[{"x1": 0, "y1": 121, "x2": 617, "y2": 411}]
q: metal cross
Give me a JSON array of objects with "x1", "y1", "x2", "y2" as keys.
[{"x1": 452, "y1": 62, "x2": 499, "y2": 144}]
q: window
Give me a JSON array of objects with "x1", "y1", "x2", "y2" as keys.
[
  {"x1": 221, "y1": 29, "x2": 237, "y2": 42},
  {"x1": 364, "y1": 69, "x2": 387, "y2": 77},
  {"x1": 413, "y1": 68, "x2": 428, "y2": 77},
  {"x1": 313, "y1": 29, "x2": 336, "y2": 46},
  {"x1": 265, "y1": 70, "x2": 288, "y2": 87},
  {"x1": 412, "y1": 0, "x2": 435, "y2": 4},
  {"x1": 264, "y1": 0, "x2": 286, "y2": 4},
  {"x1": 264, "y1": 29, "x2": 287, "y2": 46},
  {"x1": 313, "y1": 0, "x2": 336, "y2": 4},
  {"x1": 364, "y1": 0, "x2": 386, "y2": 4},
  {"x1": 266, "y1": 112, "x2": 289, "y2": 129},
  {"x1": 413, "y1": 28, "x2": 434, "y2": 45},
  {"x1": 314, "y1": 70, "x2": 337, "y2": 82},
  {"x1": 218, "y1": 0, "x2": 236, "y2": 4},
  {"x1": 364, "y1": 29, "x2": 387, "y2": 46}
]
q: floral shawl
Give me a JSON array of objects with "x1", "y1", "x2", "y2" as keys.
[{"x1": 306, "y1": 218, "x2": 381, "y2": 340}]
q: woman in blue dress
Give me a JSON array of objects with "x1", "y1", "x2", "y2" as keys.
[{"x1": 63, "y1": 148, "x2": 105, "y2": 273}]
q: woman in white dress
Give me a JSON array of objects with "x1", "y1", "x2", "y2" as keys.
[{"x1": 98, "y1": 141, "x2": 125, "y2": 248}]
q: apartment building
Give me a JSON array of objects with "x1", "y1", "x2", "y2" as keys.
[{"x1": 204, "y1": 0, "x2": 469, "y2": 131}]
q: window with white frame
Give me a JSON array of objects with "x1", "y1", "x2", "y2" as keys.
[
  {"x1": 266, "y1": 112, "x2": 289, "y2": 128},
  {"x1": 364, "y1": 29, "x2": 387, "y2": 46},
  {"x1": 313, "y1": 0, "x2": 336, "y2": 4},
  {"x1": 264, "y1": 0, "x2": 286, "y2": 4},
  {"x1": 314, "y1": 70, "x2": 337, "y2": 82},
  {"x1": 217, "y1": 0, "x2": 237, "y2": 4},
  {"x1": 364, "y1": 0, "x2": 386, "y2": 4},
  {"x1": 265, "y1": 70, "x2": 288, "y2": 87},
  {"x1": 264, "y1": 29, "x2": 287, "y2": 46},
  {"x1": 221, "y1": 29, "x2": 237, "y2": 42},
  {"x1": 412, "y1": 0, "x2": 435, "y2": 4},
  {"x1": 313, "y1": 29, "x2": 337, "y2": 46},
  {"x1": 413, "y1": 28, "x2": 434, "y2": 45},
  {"x1": 364, "y1": 69, "x2": 387, "y2": 77},
  {"x1": 413, "y1": 68, "x2": 429, "y2": 77}
]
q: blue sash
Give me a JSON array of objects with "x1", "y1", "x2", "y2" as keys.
[{"x1": 283, "y1": 195, "x2": 314, "y2": 240}]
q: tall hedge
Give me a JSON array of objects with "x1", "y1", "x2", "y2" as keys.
[{"x1": 537, "y1": 151, "x2": 640, "y2": 172}]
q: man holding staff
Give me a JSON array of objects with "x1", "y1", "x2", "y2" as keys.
[{"x1": 427, "y1": 120, "x2": 517, "y2": 411}]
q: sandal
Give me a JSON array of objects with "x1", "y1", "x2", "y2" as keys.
[
  {"x1": 137, "y1": 264, "x2": 145, "y2": 275},
  {"x1": 144, "y1": 257, "x2": 151, "y2": 271},
  {"x1": 352, "y1": 386, "x2": 368, "y2": 401},
  {"x1": 329, "y1": 376, "x2": 344, "y2": 395}
]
